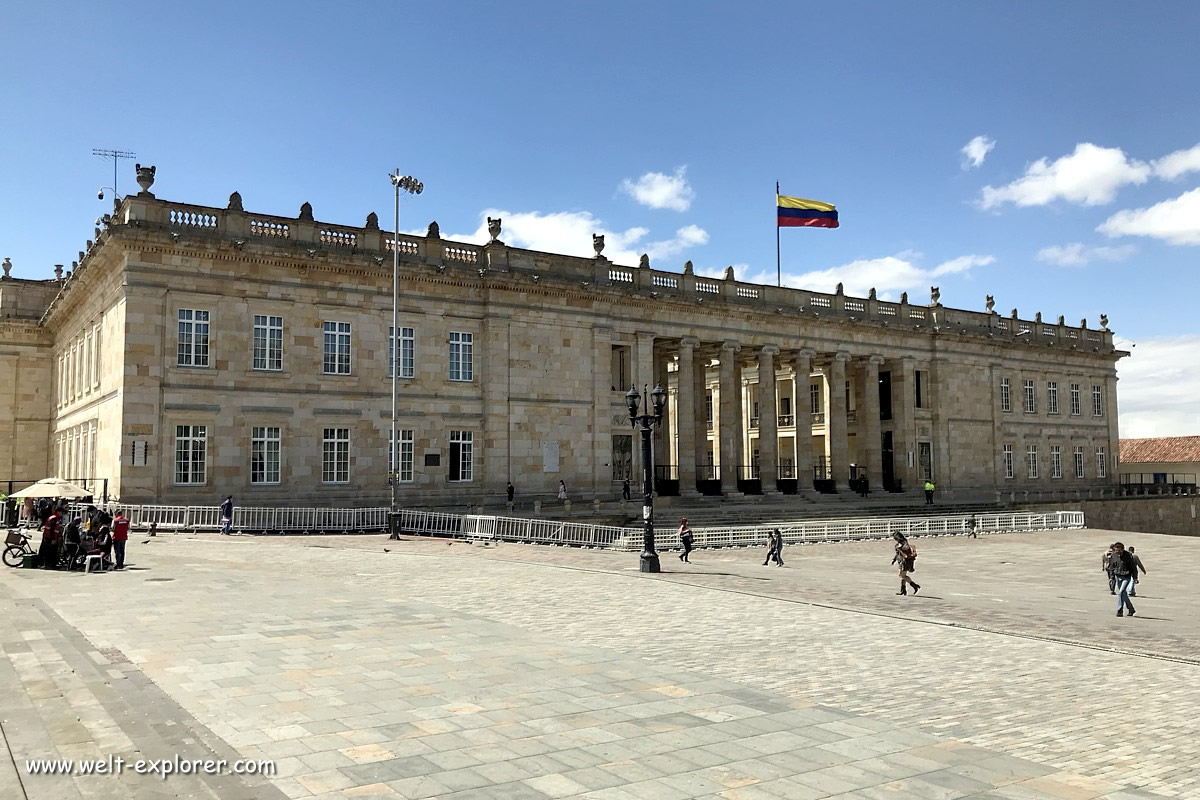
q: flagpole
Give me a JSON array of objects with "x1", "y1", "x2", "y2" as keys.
[{"x1": 775, "y1": 181, "x2": 781, "y2": 287}]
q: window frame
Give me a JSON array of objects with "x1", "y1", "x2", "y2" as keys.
[
  {"x1": 252, "y1": 315, "x2": 284, "y2": 372},
  {"x1": 389, "y1": 429, "x2": 414, "y2": 483},
  {"x1": 174, "y1": 424, "x2": 208, "y2": 485},
  {"x1": 1047, "y1": 381, "x2": 1059, "y2": 415},
  {"x1": 389, "y1": 326, "x2": 415, "y2": 379},
  {"x1": 322, "y1": 427, "x2": 350, "y2": 484},
  {"x1": 1070, "y1": 383, "x2": 1081, "y2": 416},
  {"x1": 1050, "y1": 444, "x2": 1062, "y2": 479},
  {"x1": 1074, "y1": 446, "x2": 1086, "y2": 478},
  {"x1": 1096, "y1": 445, "x2": 1107, "y2": 478},
  {"x1": 250, "y1": 426, "x2": 281, "y2": 485},
  {"x1": 322, "y1": 321, "x2": 352, "y2": 375},
  {"x1": 1003, "y1": 444, "x2": 1014, "y2": 479},
  {"x1": 1000, "y1": 377, "x2": 1011, "y2": 412},
  {"x1": 1023, "y1": 379, "x2": 1036, "y2": 414},
  {"x1": 1092, "y1": 385, "x2": 1104, "y2": 417},
  {"x1": 449, "y1": 331, "x2": 474, "y2": 382},
  {"x1": 449, "y1": 430, "x2": 473, "y2": 482},
  {"x1": 1027, "y1": 444, "x2": 1038, "y2": 479},
  {"x1": 177, "y1": 308, "x2": 211, "y2": 368}
]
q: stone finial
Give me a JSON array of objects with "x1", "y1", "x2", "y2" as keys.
[
  {"x1": 930, "y1": 285, "x2": 941, "y2": 306},
  {"x1": 1058, "y1": 315, "x2": 1065, "y2": 325},
  {"x1": 135, "y1": 163, "x2": 156, "y2": 194},
  {"x1": 54, "y1": 264, "x2": 64, "y2": 281},
  {"x1": 1035, "y1": 311, "x2": 1042, "y2": 323},
  {"x1": 639, "y1": 254, "x2": 651, "y2": 270},
  {"x1": 1, "y1": 257, "x2": 10, "y2": 279},
  {"x1": 1011, "y1": 308, "x2": 1018, "y2": 319},
  {"x1": 1080, "y1": 318, "x2": 1088, "y2": 329},
  {"x1": 986, "y1": 294, "x2": 995, "y2": 313},
  {"x1": 900, "y1": 291, "x2": 908, "y2": 304},
  {"x1": 683, "y1": 260, "x2": 694, "y2": 275},
  {"x1": 426, "y1": 221, "x2": 441, "y2": 239},
  {"x1": 487, "y1": 216, "x2": 502, "y2": 243},
  {"x1": 868, "y1": 287, "x2": 877, "y2": 300},
  {"x1": 834, "y1": 282, "x2": 843, "y2": 295},
  {"x1": 365, "y1": 211, "x2": 379, "y2": 230},
  {"x1": 227, "y1": 191, "x2": 244, "y2": 211},
  {"x1": 1100, "y1": 313, "x2": 1109, "y2": 330},
  {"x1": 592, "y1": 233, "x2": 605, "y2": 257},
  {"x1": 299, "y1": 202, "x2": 314, "y2": 221},
  {"x1": 724, "y1": 265, "x2": 735, "y2": 281}
]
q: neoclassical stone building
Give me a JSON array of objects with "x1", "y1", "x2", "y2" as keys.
[{"x1": 0, "y1": 167, "x2": 1125, "y2": 505}]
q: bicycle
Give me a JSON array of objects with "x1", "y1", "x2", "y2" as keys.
[{"x1": 3, "y1": 530, "x2": 36, "y2": 568}]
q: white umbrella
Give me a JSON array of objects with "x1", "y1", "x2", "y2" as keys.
[{"x1": 7, "y1": 478, "x2": 94, "y2": 500}]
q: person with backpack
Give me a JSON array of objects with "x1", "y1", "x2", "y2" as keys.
[
  {"x1": 1110, "y1": 542, "x2": 1136, "y2": 617},
  {"x1": 678, "y1": 517, "x2": 694, "y2": 563},
  {"x1": 891, "y1": 532, "x2": 921, "y2": 595}
]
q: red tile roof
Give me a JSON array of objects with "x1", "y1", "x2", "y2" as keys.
[{"x1": 1120, "y1": 436, "x2": 1200, "y2": 464}]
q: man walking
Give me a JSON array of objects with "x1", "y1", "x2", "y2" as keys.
[
  {"x1": 112, "y1": 509, "x2": 129, "y2": 569},
  {"x1": 506, "y1": 482, "x2": 515, "y2": 503},
  {"x1": 1110, "y1": 542, "x2": 1136, "y2": 617},
  {"x1": 923, "y1": 479, "x2": 936, "y2": 505},
  {"x1": 219, "y1": 495, "x2": 234, "y2": 535},
  {"x1": 1102, "y1": 544, "x2": 1117, "y2": 594},
  {"x1": 966, "y1": 514, "x2": 978, "y2": 538},
  {"x1": 1128, "y1": 546, "x2": 1148, "y2": 596}
]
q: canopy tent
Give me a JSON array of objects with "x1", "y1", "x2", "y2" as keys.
[{"x1": 7, "y1": 478, "x2": 93, "y2": 500}]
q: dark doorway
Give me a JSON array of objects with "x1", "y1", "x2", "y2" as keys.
[
  {"x1": 879, "y1": 371, "x2": 892, "y2": 421},
  {"x1": 881, "y1": 431, "x2": 896, "y2": 490}
]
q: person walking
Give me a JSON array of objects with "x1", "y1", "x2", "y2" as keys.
[
  {"x1": 891, "y1": 532, "x2": 921, "y2": 595},
  {"x1": 622, "y1": 479, "x2": 631, "y2": 501},
  {"x1": 1128, "y1": 546, "x2": 1147, "y2": 596},
  {"x1": 762, "y1": 529, "x2": 777, "y2": 566},
  {"x1": 557, "y1": 480, "x2": 567, "y2": 501},
  {"x1": 762, "y1": 528, "x2": 784, "y2": 566},
  {"x1": 1111, "y1": 541, "x2": 1136, "y2": 617},
  {"x1": 506, "y1": 482, "x2": 515, "y2": 503},
  {"x1": 219, "y1": 495, "x2": 234, "y2": 535},
  {"x1": 678, "y1": 517, "x2": 694, "y2": 563},
  {"x1": 923, "y1": 479, "x2": 936, "y2": 505},
  {"x1": 1102, "y1": 544, "x2": 1117, "y2": 594},
  {"x1": 966, "y1": 514, "x2": 978, "y2": 538},
  {"x1": 112, "y1": 509, "x2": 130, "y2": 570}
]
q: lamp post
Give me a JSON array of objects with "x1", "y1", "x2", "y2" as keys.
[
  {"x1": 388, "y1": 170, "x2": 423, "y2": 539},
  {"x1": 627, "y1": 383, "x2": 667, "y2": 572}
]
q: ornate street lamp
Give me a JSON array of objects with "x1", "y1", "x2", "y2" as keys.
[
  {"x1": 627, "y1": 382, "x2": 668, "y2": 572},
  {"x1": 388, "y1": 171, "x2": 423, "y2": 539}
]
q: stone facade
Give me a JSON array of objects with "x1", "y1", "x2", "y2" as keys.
[{"x1": 0, "y1": 171, "x2": 1126, "y2": 505}]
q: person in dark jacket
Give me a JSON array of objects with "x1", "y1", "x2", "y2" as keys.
[
  {"x1": 1127, "y1": 546, "x2": 1147, "y2": 596},
  {"x1": 678, "y1": 517, "x2": 694, "y2": 563},
  {"x1": 1111, "y1": 542, "x2": 1136, "y2": 617},
  {"x1": 219, "y1": 496, "x2": 234, "y2": 535}
]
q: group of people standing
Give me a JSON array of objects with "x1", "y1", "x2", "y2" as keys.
[
  {"x1": 33, "y1": 501, "x2": 129, "y2": 571},
  {"x1": 1103, "y1": 542, "x2": 1147, "y2": 617}
]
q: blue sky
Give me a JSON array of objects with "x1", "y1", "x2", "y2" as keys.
[{"x1": 3, "y1": 2, "x2": 1198, "y2": 435}]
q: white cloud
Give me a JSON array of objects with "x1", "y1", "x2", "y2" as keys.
[
  {"x1": 1115, "y1": 335, "x2": 1200, "y2": 437},
  {"x1": 619, "y1": 166, "x2": 695, "y2": 211},
  {"x1": 1097, "y1": 188, "x2": 1200, "y2": 245},
  {"x1": 449, "y1": 209, "x2": 707, "y2": 267},
  {"x1": 1035, "y1": 242, "x2": 1136, "y2": 267},
  {"x1": 771, "y1": 253, "x2": 994, "y2": 298},
  {"x1": 978, "y1": 143, "x2": 1151, "y2": 209},
  {"x1": 1152, "y1": 142, "x2": 1200, "y2": 180},
  {"x1": 961, "y1": 135, "x2": 995, "y2": 169}
]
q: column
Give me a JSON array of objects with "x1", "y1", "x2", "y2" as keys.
[
  {"x1": 791, "y1": 349, "x2": 814, "y2": 491},
  {"x1": 828, "y1": 351, "x2": 851, "y2": 491},
  {"x1": 590, "y1": 326, "x2": 614, "y2": 495},
  {"x1": 718, "y1": 340, "x2": 743, "y2": 494},
  {"x1": 634, "y1": 332, "x2": 655, "y2": 491},
  {"x1": 677, "y1": 337, "x2": 699, "y2": 494},
  {"x1": 862, "y1": 355, "x2": 884, "y2": 487},
  {"x1": 653, "y1": 347, "x2": 670, "y2": 480},
  {"x1": 896, "y1": 356, "x2": 917, "y2": 491},
  {"x1": 757, "y1": 345, "x2": 780, "y2": 491},
  {"x1": 693, "y1": 347, "x2": 709, "y2": 484}
]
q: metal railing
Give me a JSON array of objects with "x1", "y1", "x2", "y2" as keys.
[{"x1": 61, "y1": 503, "x2": 1084, "y2": 552}]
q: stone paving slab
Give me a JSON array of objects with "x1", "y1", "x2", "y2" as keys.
[{"x1": 0, "y1": 528, "x2": 1192, "y2": 799}]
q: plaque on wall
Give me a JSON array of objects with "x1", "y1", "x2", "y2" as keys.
[{"x1": 424, "y1": 453, "x2": 440, "y2": 467}]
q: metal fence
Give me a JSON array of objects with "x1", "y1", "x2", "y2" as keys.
[{"x1": 63, "y1": 503, "x2": 1084, "y2": 550}]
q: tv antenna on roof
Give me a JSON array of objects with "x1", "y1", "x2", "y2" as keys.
[{"x1": 93, "y1": 148, "x2": 136, "y2": 201}]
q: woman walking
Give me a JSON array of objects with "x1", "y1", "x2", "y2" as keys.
[
  {"x1": 762, "y1": 529, "x2": 784, "y2": 566},
  {"x1": 678, "y1": 517, "x2": 694, "y2": 563},
  {"x1": 891, "y1": 532, "x2": 921, "y2": 595},
  {"x1": 557, "y1": 480, "x2": 567, "y2": 501}
]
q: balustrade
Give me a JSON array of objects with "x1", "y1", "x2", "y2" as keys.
[
  {"x1": 319, "y1": 228, "x2": 358, "y2": 247},
  {"x1": 444, "y1": 245, "x2": 479, "y2": 264},
  {"x1": 249, "y1": 219, "x2": 289, "y2": 238},
  {"x1": 168, "y1": 208, "x2": 218, "y2": 229}
]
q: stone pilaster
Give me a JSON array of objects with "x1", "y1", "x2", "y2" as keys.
[
  {"x1": 828, "y1": 351, "x2": 851, "y2": 491},
  {"x1": 896, "y1": 356, "x2": 917, "y2": 491},
  {"x1": 862, "y1": 355, "x2": 884, "y2": 487},
  {"x1": 757, "y1": 345, "x2": 780, "y2": 491},
  {"x1": 718, "y1": 340, "x2": 743, "y2": 495},
  {"x1": 634, "y1": 332, "x2": 655, "y2": 491},
  {"x1": 791, "y1": 349, "x2": 815, "y2": 490},
  {"x1": 693, "y1": 347, "x2": 709, "y2": 483},
  {"x1": 677, "y1": 337, "x2": 699, "y2": 494}
]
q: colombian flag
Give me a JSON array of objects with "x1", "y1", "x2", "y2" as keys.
[{"x1": 777, "y1": 195, "x2": 839, "y2": 229}]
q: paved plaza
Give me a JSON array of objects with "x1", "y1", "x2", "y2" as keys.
[{"x1": 2, "y1": 525, "x2": 1197, "y2": 800}]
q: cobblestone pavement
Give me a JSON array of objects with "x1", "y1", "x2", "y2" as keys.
[{"x1": 0, "y1": 526, "x2": 1193, "y2": 799}]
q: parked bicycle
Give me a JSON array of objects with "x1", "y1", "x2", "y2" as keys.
[{"x1": 3, "y1": 530, "x2": 35, "y2": 567}]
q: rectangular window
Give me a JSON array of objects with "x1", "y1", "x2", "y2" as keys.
[
  {"x1": 1070, "y1": 383, "x2": 1081, "y2": 416},
  {"x1": 1023, "y1": 379, "x2": 1036, "y2": 413},
  {"x1": 322, "y1": 321, "x2": 351, "y2": 374},
  {"x1": 177, "y1": 309, "x2": 210, "y2": 367},
  {"x1": 322, "y1": 428, "x2": 350, "y2": 483},
  {"x1": 1047, "y1": 381, "x2": 1059, "y2": 414},
  {"x1": 252, "y1": 315, "x2": 283, "y2": 371},
  {"x1": 174, "y1": 424, "x2": 207, "y2": 485},
  {"x1": 389, "y1": 326, "x2": 415, "y2": 378},
  {"x1": 1092, "y1": 385, "x2": 1104, "y2": 417},
  {"x1": 810, "y1": 382, "x2": 822, "y2": 415},
  {"x1": 1027, "y1": 444, "x2": 1038, "y2": 479},
  {"x1": 449, "y1": 430, "x2": 473, "y2": 481},
  {"x1": 389, "y1": 429, "x2": 414, "y2": 482},
  {"x1": 1003, "y1": 444, "x2": 1014, "y2": 479},
  {"x1": 780, "y1": 396, "x2": 792, "y2": 416},
  {"x1": 251, "y1": 426, "x2": 281, "y2": 484},
  {"x1": 1074, "y1": 446, "x2": 1085, "y2": 478},
  {"x1": 1051, "y1": 445, "x2": 1062, "y2": 479},
  {"x1": 914, "y1": 370, "x2": 925, "y2": 409},
  {"x1": 612, "y1": 434, "x2": 633, "y2": 480},
  {"x1": 1000, "y1": 377, "x2": 1011, "y2": 412},
  {"x1": 705, "y1": 393, "x2": 713, "y2": 427},
  {"x1": 449, "y1": 332, "x2": 473, "y2": 381},
  {"x1": 1096, "y1": 445, "x2": 1107, "y2": 478}
]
